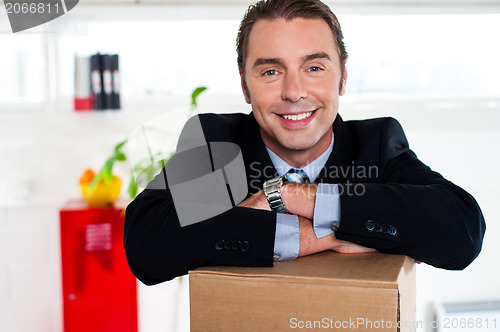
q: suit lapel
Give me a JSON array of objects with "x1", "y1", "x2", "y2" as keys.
[
  {"x1": 242, "y1": 112, "x2": 277, "y2": 194},
  {"x1": 316, "y1": 114, "x2": 354, "y2": 184}
]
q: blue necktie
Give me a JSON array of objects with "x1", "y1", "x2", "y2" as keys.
[{"x1": 284, "y1": 168, "x2": 310, "y2": 183}]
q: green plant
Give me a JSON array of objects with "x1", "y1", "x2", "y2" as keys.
[
  {"x1": 126, "y1": 151, "x2": 174, "y2": 198},
  {"x1": 88, "y1": 139, "x2": 127, "y2": 194},
  {"x1": 91, "y1": 86, "x2": 208, "y2": 200},
  {"x1": 127, "y1": 86, "x2": 207, "y2": 198}
]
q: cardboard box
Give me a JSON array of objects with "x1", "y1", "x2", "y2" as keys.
[{"x1": 189, "y1": 252, "x2": 415, "y2": 331}]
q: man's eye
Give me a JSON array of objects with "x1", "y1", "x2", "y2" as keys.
[
  {"x1": 263, "y1": 69, "x2": 277, "y2": 76},
  {"x1": 308, "y1": 66, "x2": 322, "y2": 72}
]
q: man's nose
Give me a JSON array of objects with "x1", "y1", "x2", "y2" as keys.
[{"x1": 281, "y1": 71, "x2": 307, "y2": 102}]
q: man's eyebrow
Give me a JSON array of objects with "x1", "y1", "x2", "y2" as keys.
[
  {"x1": 252, "y1": 53, "x2": 332, "y2": 69},
  {"x1": 302, "y1": 52, "x2": 331, "y2": 62},
  {"x1": 252, "y1": 58, "x2": 284, "y2": 69}
]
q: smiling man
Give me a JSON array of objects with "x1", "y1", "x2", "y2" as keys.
[
  {"x1": 124, "y1": 0, "x2": 485, "y2": 285},
  {"x1": 244, "y1": 18, "x2": 343, "y2": 163}
]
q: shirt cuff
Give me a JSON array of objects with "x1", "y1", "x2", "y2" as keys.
[
  {"x1": 312, "y1": 183, "x2": 341, "y2": 239},
  {"x1": 273, "y1": 213, "x2": 299, "y2": 261}
]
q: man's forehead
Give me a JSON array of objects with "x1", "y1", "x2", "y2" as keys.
[
  {"x1": 246, "y1": 18, "x2": 339, "y2": 68},
  {"x1": 249, "y1": 17, "x2": 331, "y2": 39},
  {"x1": 247, "y1": 18, "x2": 336, "y2": 52}
]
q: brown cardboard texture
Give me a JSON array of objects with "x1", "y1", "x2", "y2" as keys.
[{"x1": 189, "y1": 251, "x2": 416, "y2": 331}]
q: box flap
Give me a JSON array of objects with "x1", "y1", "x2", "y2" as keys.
[{"x1": 190, "y1": 251, "x2": 410, "y2": 289}]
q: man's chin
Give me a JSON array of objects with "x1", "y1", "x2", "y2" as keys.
[
  {"x1": 261, "y1": 128, "x2": 321, "y2": 154},
  {"x1": 277, "y1": 138, "x2": 318, "y2": 152}
]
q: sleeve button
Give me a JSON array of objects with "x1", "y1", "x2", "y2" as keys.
[
  {"x1": 382, "y1": 224, "x2": 390, "y2": 234},
  {"x1": 215, "y1": 240, "x2": 224, "y2": 250},
  {"x1": 366, "y1": 220, "x2": 375, "y2": 231},
  {"x1": 240, "y1": 241, "x2": 250, "y2": 252}
]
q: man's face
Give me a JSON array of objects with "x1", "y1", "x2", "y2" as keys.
[{"x1": 242, "y1": 18, "x2": 346, "y2": 162}]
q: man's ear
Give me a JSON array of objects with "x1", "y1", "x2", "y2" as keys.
[
  {"x1": 339, "y1": 66, "x2": 347, "y2": 96},
  {"x1": 240, "y1": 72, "x2": 251, "y2": 104}
]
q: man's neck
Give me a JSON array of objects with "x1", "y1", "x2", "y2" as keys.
[{"x1": 262, "y1": 130, "x2": 333, "y2": 168}]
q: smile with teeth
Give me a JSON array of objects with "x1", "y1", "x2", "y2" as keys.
[{"x1": 280, "y1": 111, "x2": 315, "y2": 121}]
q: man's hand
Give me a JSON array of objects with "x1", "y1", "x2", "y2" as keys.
[
  {"x1": 330, "y1": 233, "x2": 378, "y2": 254},
  {"x1": 238, "y1": 191, "x2": 376, "y2": 258},
  {"x1": 237, "y1": 182, "x2": 317, "y2": 216},
  {"x1": 281, "y1": 184, "x2": 376, "y2": 255},
  {"x1": 298, "y1": 216, "x2": 376, "y2": 257},
  {"x1": 237, "y1": 189, "x2": 271, "y2": 211},
  {"x1": 281, "y1": 182, "x2": 317, "y2": 219}
]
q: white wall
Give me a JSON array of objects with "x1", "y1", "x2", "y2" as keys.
[
  {"x1": 1, "y1": 2, "x2": 499, "y2": 332},
  {"x1": 0, "y1": 96, "x2": 498, "y2": 332}
]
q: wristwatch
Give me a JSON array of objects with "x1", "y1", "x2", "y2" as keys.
[{"x1": 263, "y1": 176, "x2": 289, "y2": 214}]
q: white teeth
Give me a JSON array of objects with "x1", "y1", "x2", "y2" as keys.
[{"x1": 282, "y1": 111, "x2": 313, "y2": 121}]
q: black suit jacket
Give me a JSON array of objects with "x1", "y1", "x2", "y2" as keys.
[{"x1": 124, "y1": 112, "x2": 485, "y2": 285}]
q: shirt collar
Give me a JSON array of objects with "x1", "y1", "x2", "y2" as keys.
[{"x1": 265, "y1": 133, "x2": 334, "y2": 182}]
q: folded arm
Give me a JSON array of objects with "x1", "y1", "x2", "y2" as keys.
[
  {"x1": 238, "y1": 185, "x2": 376, "y2": 258},
  {"x1": 124, "y1": 186, "x2": 277, "y2": 285}
]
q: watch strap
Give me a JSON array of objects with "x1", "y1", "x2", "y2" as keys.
[{"x1": 263, "y1": 176, "x2": 289, "y2": 214}]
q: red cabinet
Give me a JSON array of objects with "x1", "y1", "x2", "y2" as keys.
[{"x1": 60, "y1": 200, "x2": 138, "y2": 332}]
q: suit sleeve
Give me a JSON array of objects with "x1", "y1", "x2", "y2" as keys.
[
  {"x1": 335, "y1": 118, "x2": 486, "y2": 270},
  {"x1": 124, "y1": 183, "x2": 277, "y2": 285}
]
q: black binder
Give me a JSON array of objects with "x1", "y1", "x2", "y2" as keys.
[
  {"x1": 90, "y1": 54, "x2": 104, "y2": 110},
  {"x1": 110, "y1": 54, "x2": 121, "y2": 110},
  {"x1": 101, "y1": 54, "x2": 113, "y2": 109}
]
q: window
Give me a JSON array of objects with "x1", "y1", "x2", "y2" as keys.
[
  {"x1": 55, "y1": 20, "x2": 242, "y2": 100},
  {"x1": 0, "y1": 33, "x2": 47, "y2": 107},
  {"x1": 1, "y1": 4, "x2": 499, "y2": 111},
  {"x1": 342, "y1": 14, "x2": 500, "y2": 97}
]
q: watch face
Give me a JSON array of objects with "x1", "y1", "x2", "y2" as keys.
[
  {"x1": 263, "y1": 181, "x2": 271, "y2": 195},
  {"x1": 263, "y1": 176, "x2": 288, "y2": 213},
  {"x1": 277, "y1": 176, "x2": 284, "y2": 186}
]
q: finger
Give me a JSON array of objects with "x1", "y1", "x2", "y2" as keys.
[{"x1": 334, "y1": 242, "x2": 377, "y2": 254}]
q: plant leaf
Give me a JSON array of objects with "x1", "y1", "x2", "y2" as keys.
[
  {"x1": 146, "y1": 164, "x2": 156, "y2": 183},
  {"x1": 191, "y1": 86, "x2": 207, "y2": 108},
  {"x1": 104, "y1": 172, "x2": 112, "y2": 183},
  {"x1": 116, "y1": 152, "x2": 126, "y2": 161},
  {"x1": 89, "y1": 166, "x2": 107, "y2": 193},
  {"x1": 114, "y1": 139, "x2": 127, "y2": 153},
  {"x1": 127, "y1": 175, "x2": 138, "y2": 199}
]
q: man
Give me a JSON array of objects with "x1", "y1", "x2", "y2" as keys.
[{"x1": 124, "y1": 0, "x2": 485, "y2": 285}]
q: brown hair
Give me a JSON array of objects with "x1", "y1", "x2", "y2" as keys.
[{"x1": 236, "y1": 0, "x2": 348, "y2": 97}]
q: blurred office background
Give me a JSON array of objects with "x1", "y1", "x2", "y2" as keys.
[{"x1": 0, "y1": 0, "x2": 499, "y2": 331}]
